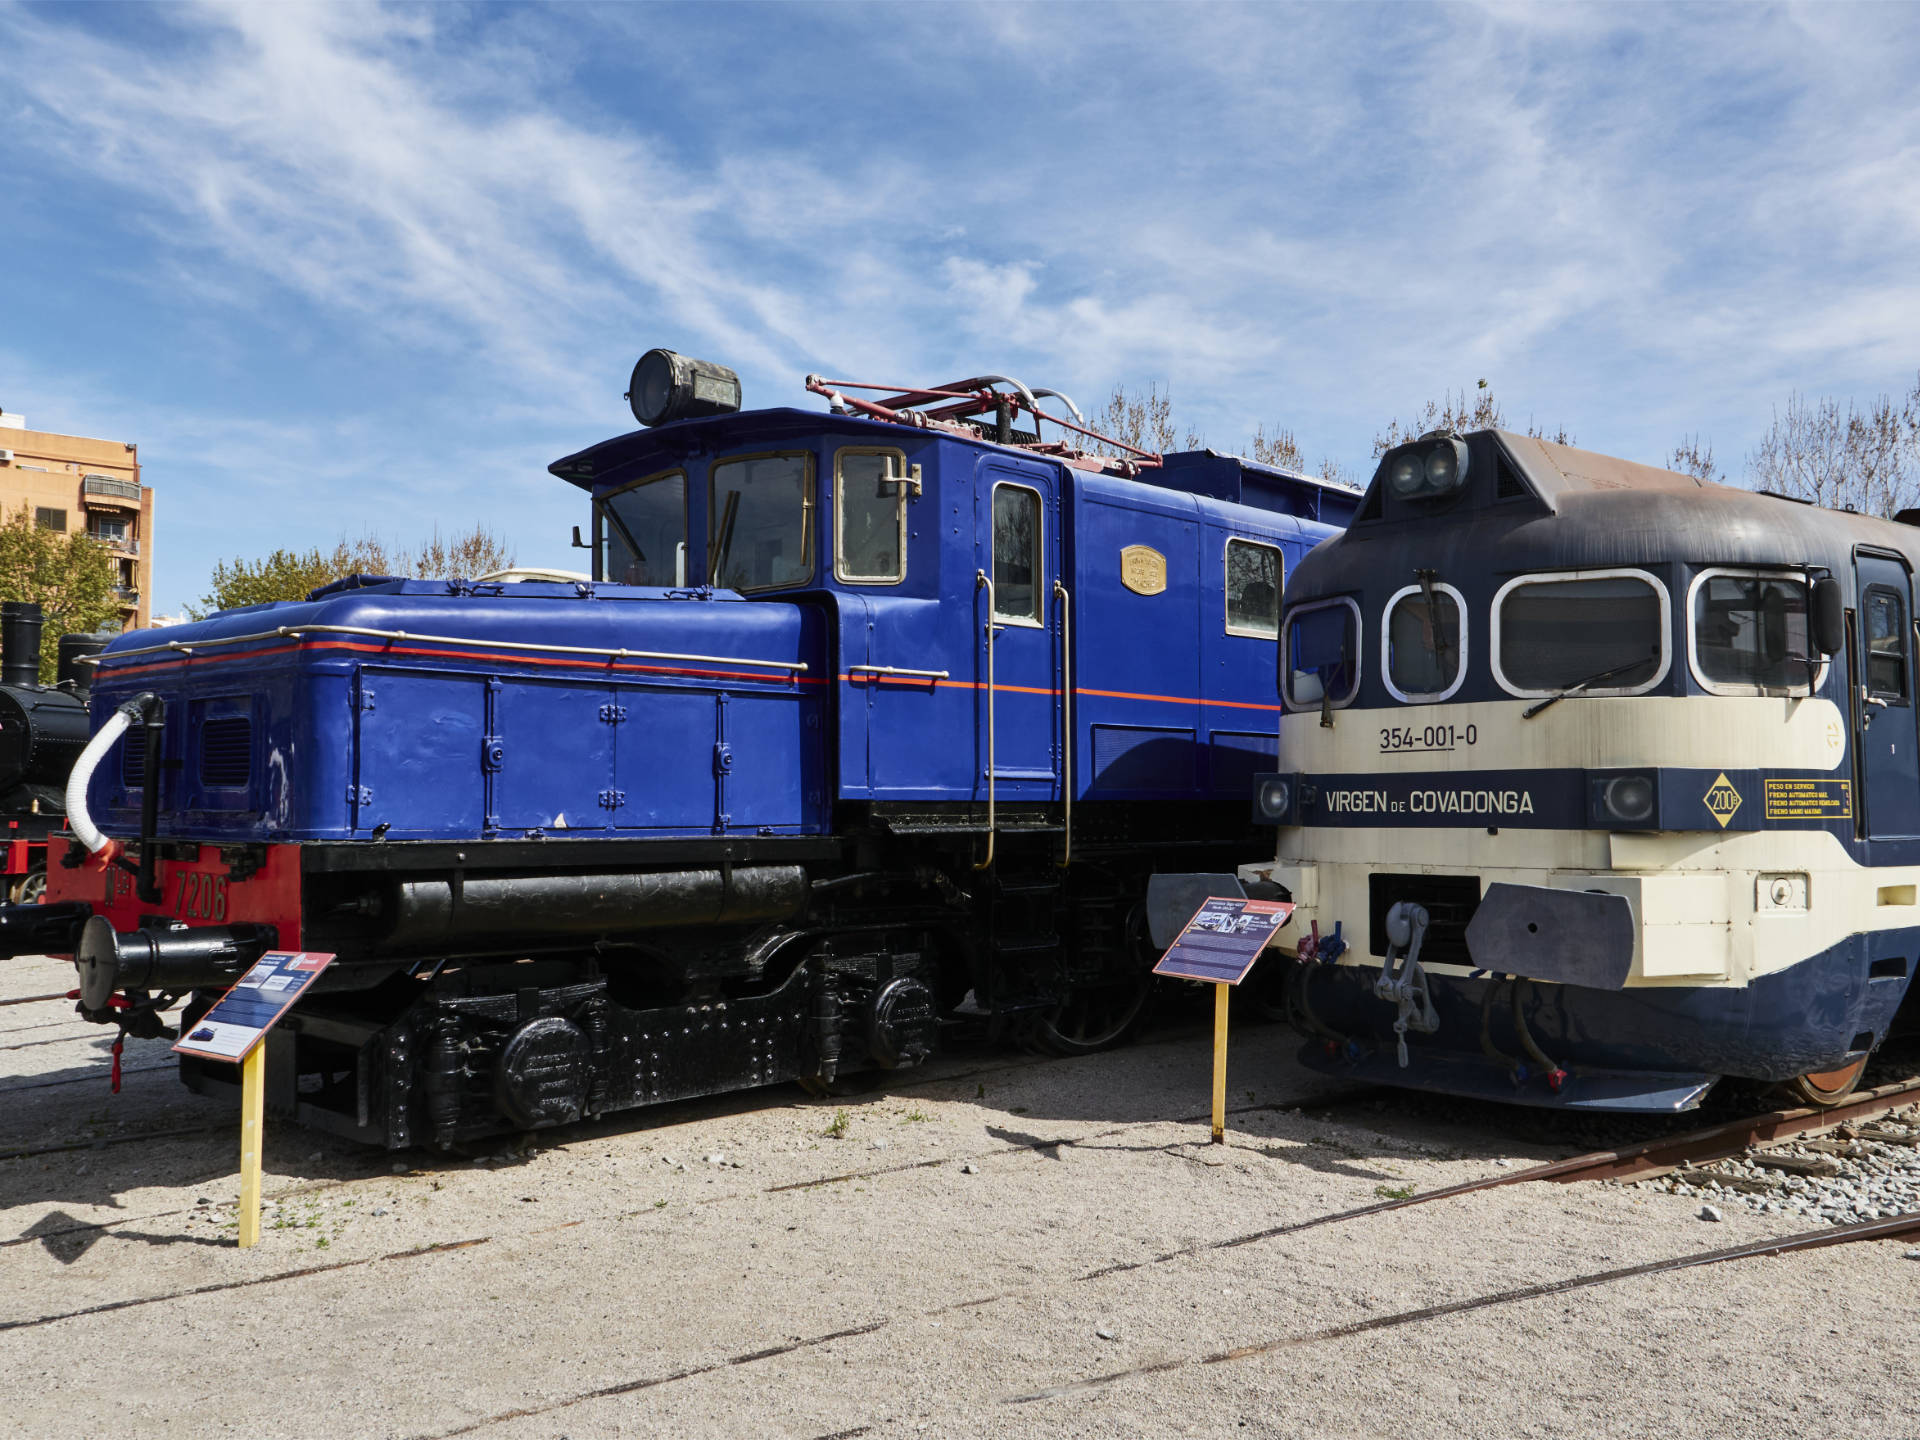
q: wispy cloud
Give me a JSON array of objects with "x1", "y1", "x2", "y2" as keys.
[{"x1": 4, "y1": 1, "x2": 1920, "y2": 609}]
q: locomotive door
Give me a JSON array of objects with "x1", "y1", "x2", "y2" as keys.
[
  {"x1": 975, "y1": 459, "x2": 1065, "y2": 801},
  {"x1": 1853, "y1": 552, "x2": 1920, "y2": 839}
]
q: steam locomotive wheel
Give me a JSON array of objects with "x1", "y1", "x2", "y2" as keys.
[
  {"x1": 1785, "y1": 1055, "x2": 1870, "y2": 1108},
  {"x1": 10, "y1": 871, "x2": 44, "y2": 906}
]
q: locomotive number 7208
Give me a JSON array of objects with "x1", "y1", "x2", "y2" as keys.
[{"x1": 174, "y1": 871, "x2": 229, "y2": 922}]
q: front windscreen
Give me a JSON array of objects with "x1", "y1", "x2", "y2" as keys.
[
  {"x1": 711, "y1": 453, "x2": 813, "y2": 592},
  {"x1": 1387, "y1": 588, "x2": 1461, "y2": 697},
  {"x1": 1285, "y1": 602, "x2": 1357, "y2": 706},
  {"x1": 600, "y1": 471, "x2": 686, "y2": 586},
  {"x1": 1500, "y1": 576, "x2": 1662, "y2": 692},
  {"x1": 1694, "y1": 573, "x2": 1813, "y2": 691}
]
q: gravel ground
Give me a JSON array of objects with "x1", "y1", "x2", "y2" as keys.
[{"x1": 0, "y1": 951, "x2": 1915, "y2": 1439}]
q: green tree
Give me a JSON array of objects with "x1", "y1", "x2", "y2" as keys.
[
  {"x1": 190, "y1": 525, "x2": 517, "y2": 619},
  {"x1": 0, "y1": 504, "x2": 121, "y2": 682}
]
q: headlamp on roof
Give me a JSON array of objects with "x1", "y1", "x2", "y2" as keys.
[
  {"x1": 626, "y1": 349, "x2": 743, "y2": 427},
  {"x1": 1382, "y1": 434, "x2": 1470, "y2": 500}
]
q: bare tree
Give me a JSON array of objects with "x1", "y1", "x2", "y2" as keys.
[
  {"x1": 1745, "y1": 376, "x2": 1920, "y2": 517},
  {"x1": 1372, "y1": 379, "x2": 1571, "y2": 456},
  {"x1": 1669, "y1": 435, "x2": 1721, "y2": 482},
  {"x1": 1085, "y1": 382, "x2": 1182, "y2": 457},
  {"x1": 1247, "y1": 423, "x2": 1305, "y2": 471}
]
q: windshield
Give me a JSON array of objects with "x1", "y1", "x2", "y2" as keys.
[
  {"x1": 1387, "y1": 587, "x2": 1462, "y2": 698},
  {"x1": 711, "y1": 453, "x2": 814, "y2": 592},
  {"x1": 1498, "y1": 575, "x2": 1663, "y2": 693},
  {"x1": 1694, "y1": 572, "x2": 1813, "y2": 692},
  {"x1": 600, "y1": 470, "x2": 686, "y2": 586},
  {"x1": 1285, "y1": 601, "x2": 1358, "y2": 707}
]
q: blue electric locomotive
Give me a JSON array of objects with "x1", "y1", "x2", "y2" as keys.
[{"x1": 21, "y1": 355, "x2": 1355, "y2": 1146}]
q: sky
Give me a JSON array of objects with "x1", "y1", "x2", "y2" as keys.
[{"x1": 4, "y1": 1, "x2": 1920, "y2": 616}]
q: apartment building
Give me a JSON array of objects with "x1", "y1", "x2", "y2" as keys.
[{"x1": 0, "y1": 407, "x2": 152, "y2": 630}]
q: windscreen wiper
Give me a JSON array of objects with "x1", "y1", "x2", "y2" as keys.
[{"x1": 1521, "y1": 652, "x2": 1657, "y2": 720}]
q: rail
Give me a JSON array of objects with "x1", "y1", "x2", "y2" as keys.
[
  {"x1": 974, "y1": 570, "x2": 996, "y2": 870},
  {"x1": 88, "y1": 623, "x2": 809, "y2": 673}
]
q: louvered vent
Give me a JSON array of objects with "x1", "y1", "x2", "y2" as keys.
[
  {"x1": 199, "y1": 716, "x2": 252, "y2": 788},
  {"x1": 1496, "y1": 457, "x2": 1531, "y2": 500},
  {"x1": 120, "y1": 734, "x2": 145, "y2": 787}
]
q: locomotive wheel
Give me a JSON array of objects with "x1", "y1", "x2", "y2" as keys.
[
  {"x1": 10, "y1": 871, "x2": 45, "y2": 906},
  {"x1": 1037, "y1": 970, "x2": 1152, "y2": 1055},
  {"x1": 1785, "y1": 1055, "x2": 1870, "y2": 1108}
]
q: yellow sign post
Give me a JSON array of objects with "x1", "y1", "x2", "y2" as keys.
[
  {"x1": 238, "y1": 1044, "x2": 266, "y2": 1248},
  {"x1": 1151, "y1": 897, "x2": 1294, "y2": 1148},
  {"x1": 173, "y1": 949, "x2": 336, "y2": 1250},
  {"x1": 1211, "y1": 981, "x2": 1230, "y2": 1144}
]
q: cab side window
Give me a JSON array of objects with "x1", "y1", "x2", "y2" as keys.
[
  {"x1": 1865, "y1": 586, "x2": 1910, "y2": 702},
  {"x1": 1225, "y1": 539, "x2": 1282, "y2": 638},
  {"x1": 992, "y1": 484, "x2": 1042, "y2": 623},
  {"x1": 835, "y1": 448, "x2": 908, "y2": 584}
]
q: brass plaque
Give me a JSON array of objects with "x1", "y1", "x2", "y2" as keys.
[{"x1": 1120, "y1": 545, "x2": 1167, "y2": 596}]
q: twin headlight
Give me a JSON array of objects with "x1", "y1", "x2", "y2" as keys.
[
  {"x1": 1252, "y1": 773, "x2": 1297, "y2": 826},
  {"x1": 1590, "y1": 770, "x2": 1659, "y2": 828},
  {"x1": 1383, "y1": 435, "x2": 1470, "y2": 501}
]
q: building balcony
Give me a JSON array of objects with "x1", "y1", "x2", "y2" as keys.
[
  {"x1": 82, "y1": 475, "x2": 143, "y2": 505},
  {"x1": 113, "y1": 587, "x2": 139, "y2": 605},
  {"x1": 89, "y1": 535, "x2": 137, "y2": 555}
]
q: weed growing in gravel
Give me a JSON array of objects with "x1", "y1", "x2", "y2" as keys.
[
  {"x1": 823, "y1": 1110, "x2": 850, "y2": 1139},
  {"x1": 1374, "y1": 1183, "x2": 1416, "y2": 1200},
  {"x1": 901, "y1": 1109, "x2": 930, "y2": 1124}
]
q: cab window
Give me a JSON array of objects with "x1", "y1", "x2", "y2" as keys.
[
  {"x1": 1495, "y1": 572, "x2": 1666, "y2": 696},
  {"x1": 600, "y1": 469, "x2": 686, "y2": 586},
  {"x1": 1284, "y1": 598, "x2": 1360, "y2": 708},
  {"x1": 835, "y1": 449, "x2": 907, "y2": 584},
  {"x1": 992, "y1": 483, "x2": 1042, "y2": 623},
  {"x1": 1385, "y1": 584, "x2": 1464, "y2": 700},
  {"x1": 1692, "y1": 571, "x2": 1815, "y2": 694},
  {"x1": 1225, "y1": 539, "x2": 1282, "y2": 638},
  {"x1": 710, "y1": 452, "x2": 814, "y2": 593},
  {"x1": 1866, "y1": 586, "x2": 1910, "y2": 702}
]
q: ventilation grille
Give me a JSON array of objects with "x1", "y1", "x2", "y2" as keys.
[
  {"x1": 120, "y1": 734, "x2": 146, "y2": 788},
  {"x1": 1209, "y1": 731, "x2": 1278, "y2": 792},
  {"x1": 199, "y1": 716, "x2": 252, "y2": 788},
  {"x1": 1368, "y1": 872, "x2": 1481, "y2": 968},
  {"x1": 1090, "y1": 725, "x2": 1194, "y2": 791},
  {"x1": 1496, "y1": 457, "x2": 1532, "y2": 500}
]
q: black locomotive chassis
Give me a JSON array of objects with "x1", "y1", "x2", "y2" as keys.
[
  {"x1": 181, "y1": 929, "x2": 945, "y2": 1150},
  {"x1": 174, "y1": 805, "x2": 1263, "y2": 1148}
]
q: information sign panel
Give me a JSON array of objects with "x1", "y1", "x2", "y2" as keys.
[
  {"x1": 171, "y1": 951, "x2": 336, "y2": 1063},
  {"x1": 1152, "y1": 898, "x2": 1294, "y2": 985}
]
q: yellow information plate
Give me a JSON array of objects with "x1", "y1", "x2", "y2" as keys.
[{"x1": 1764, "y1": 778, "x2": 1853, "y2": 822}]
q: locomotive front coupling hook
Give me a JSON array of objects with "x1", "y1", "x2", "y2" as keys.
[{"x1": 1374, "y1": 902, "x2": 1439, "y2": 1068}]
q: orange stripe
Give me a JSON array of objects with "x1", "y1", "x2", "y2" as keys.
[{"x1": 840, "y1": 673, "x2": 1281, "y2": 713}]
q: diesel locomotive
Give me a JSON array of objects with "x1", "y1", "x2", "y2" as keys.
[
  {"x1": 12, "y1": 355, "x2": 1356, "y2": 1147},
  {"x1": 1224, "y1": 427, "x2": 1920, "y2": 1111}
]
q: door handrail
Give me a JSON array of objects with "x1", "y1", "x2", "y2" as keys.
[
  {"x1": 1054, "y1": 576, "x2": 1072, "y2": 868},
  {"x1": 846, "y1": 663, "x2": 950, "y2": 681},
  {"x1": 975, "y1": 569, "x2": 996, "y2": 870}
]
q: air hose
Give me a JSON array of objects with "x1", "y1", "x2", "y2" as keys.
[{"x1": 1510, "y1": 978, "x2": 1569, "y2": 1092}]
